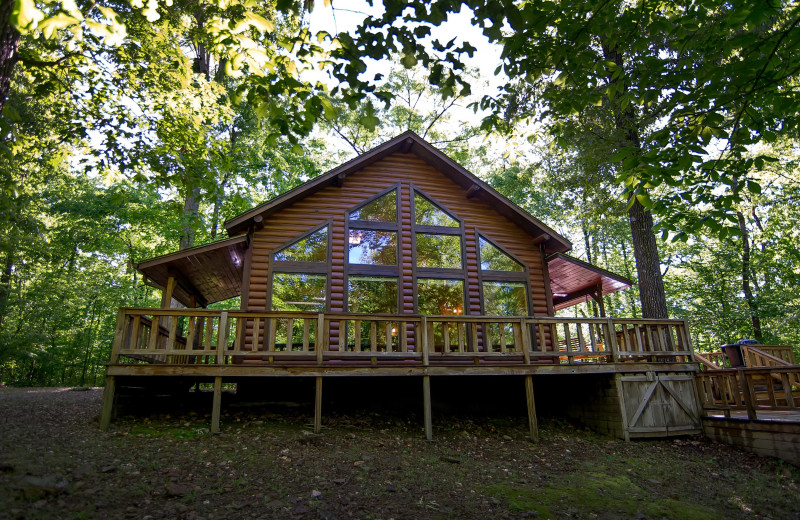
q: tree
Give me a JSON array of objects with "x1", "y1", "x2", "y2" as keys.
[{"x1": 331, "y1": 0, "x2": 800, "y2": 318}]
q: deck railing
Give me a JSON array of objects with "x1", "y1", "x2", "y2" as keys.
[
  {"x1": 696, "y1": 366, "x2": 800, "y2": 419},
  {"x1": 110, "y1": 308, "x2": 695, "y2": 367}
]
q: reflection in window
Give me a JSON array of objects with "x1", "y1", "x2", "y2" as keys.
[
  {"x1": 479, "y1": 237, "x2": 523, "y2": 271},
  {"x1": 271, "y1": 274, "x2": 327, "y2": 311},
  {"x1": 348, "y1": 276, "x2": 398, "y2": 313},
  {"x1": 348, "y1": 230, "x2": 397, "y2": 265},
  {"x1": 349, "y1": 190, "x2": 397, "y2": 222},
  {"x1": 414, "y1": 192, "x2": 459, "y2": 227},
  {"x1": 483, "y1": 281, "x2": 528, "y2": 316},
  {"x1": 418, "y1": 278, "x2": 464, "y2": 315},
  {"x1": 273, "y1": 227, "x2": 328, "y2": 263},
  {"x1": 416, "y1": 234, "x2": 462, "y2": 268}
]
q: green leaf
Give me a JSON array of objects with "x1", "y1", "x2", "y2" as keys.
[
  {"x1": 38, "y1": 13, "x2": 81, "y2": 39},
  {"x1": 245, "y1": 12, "x2": 274, "y2": 33},
  {"x1": 400, "y1": 53, "x2": 417, "y2": 69},
  {"x1": 10, "y1": 0, "x2": 45, "y2": 31}
]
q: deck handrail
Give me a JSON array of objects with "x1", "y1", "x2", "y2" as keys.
[
  {"x1": 695, "y1": 366, "x2": 800, "y2": 419},
  {"x1": 110, "y1": 308, "x2": 696, "y2": 368}
]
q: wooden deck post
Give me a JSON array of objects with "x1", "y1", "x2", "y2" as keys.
[
  {"x1": 423, "y1": 375, "x2": 432, "y2": 441},
  {"x1": 314, "y1": 376, "x2": 323, "y2": 434},
  {"x1": 737, "y1": 368, "x2": 758, "y2": 420},
  {"x1": 99, "y1": 375, "x2": 116, "y2": 431},
  {"x1": 524, "y1": 375, "x2": 539, "y2": 442},
  {"x1": 211, "y1": 376, "x2": 223, "y2": 433}
]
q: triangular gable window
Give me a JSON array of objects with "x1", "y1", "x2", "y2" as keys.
[
  {"x1": 414, "y1": 192, "x2": 459, "y2": 227},
  {"x1": 273, "y1": 226, "x2": 328, "y2": 263},
  {"x1": 479, "y1": 236, "x2": 523, "y2": 272},
  {"x1": 349, "y1": 190, "x2": 397, "y2": 222}
]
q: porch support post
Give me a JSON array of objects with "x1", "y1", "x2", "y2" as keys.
[
  {"x1": 314, "y1": 376, "x2": 323, "y2": 434},
  {"x1": 423, "y1": 375, "x2": 432, "y2": 441},
  {"x1": 524, "y1": 375, "x2": 539, "y2": 442},
  {"x1": 592, "y1": 284, "x2": 606, "y2": 317},
  {"x1": 99, "y1": 375, "x2": 116, "y2": 431},
  {"x1": 211, "y1": 376, "x2": 223, "y2": 433}
]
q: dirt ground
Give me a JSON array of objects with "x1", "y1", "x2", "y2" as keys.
[{"x1": 0, "y1": 386, "x2": 798, "y2": 520}]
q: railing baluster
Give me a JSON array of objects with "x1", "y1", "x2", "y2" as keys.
[
  {"x1": 499, "y1": 322, "x2": 507, "y2": 353},
  {"x1": 286, "y1": 318, "x2": 294, "y2": 351},
  {"x1": 471, "y1": 322, "x2": 479, "y2": 353},
  {"x1": 369, "y1": 321, "x2": 377, "y2": 351},
  {"x1": 400, "y1": 321, "x2": 407, "y2": 353},
  {"x1": 185, "y1": 316, "x2": 197, "y2": 358},
  {"x1": 537, "y1": 324, "x2": 546, "y2": 354},
  {"x1": 353, "y1": 319, "x2": 361, "y2": 352},
  {"x1": 421, "y1": 317, "x2": 429, "y2": 366},
  {"x1": 268, "y1": 318, "x2": 277, "y2": 352},
  {"x1": 458, "y1": 323, "x2": 465, "y2": 352},
  {"x1": 443, "y1": 321, "x2": 450, "y2": 353},
  {"x1": 385, "y1": 322, "x2": 393, "y2": 352},
  {"x1": 252, "y1": 317, "x2": 261, "y2": 352},
  {"x1": 302, "y1": 319, "x2": 310, "y2": 352},
  {"x1": 233, "y1": 317, "x2": 243, "y2": 352},
  {"x1": 316, "y1": 314, "x2": 325, "y2": 365},
  {"x1": 520, "y1": 319, "x2": 531, "y2": 365},
  {"x1": 217, "y1": 311, "x2": 228, "y2": 365}
]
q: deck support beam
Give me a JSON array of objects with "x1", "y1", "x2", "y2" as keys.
[
  {"x1": 423, "y1": 375, "x2": 432, "y2": 441},
  {"x1": 525, "y1": 375, "x2": 538, "y2": 442},
  {"x1": 314, "y1": 376, "x2": 323, "y2": 434},
  {"x1": 100, "y1": 375, "x2": 116, "y2": 431},
  {"x1": 211, "y1": 376, "x2": 222, "y2": 433}
]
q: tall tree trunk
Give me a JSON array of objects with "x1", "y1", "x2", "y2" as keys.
[
  {"x1": 628, "y1": 198, "x2": 669, "y2": 318},
  {"x1": 180, "y1": 184, "x2": 200, "y2": 250},
  {"x1": 604, "y1": 42, "x2": 669, "y2": 319},
  {"x1": 0, "y1": 0, "x2": 20, "y2": 115},
  {"x1": 737, "y1": 210, "x2": 763, "y2": 341}
]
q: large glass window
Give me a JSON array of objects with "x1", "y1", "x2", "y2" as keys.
[
  {"x1": 273, "y1": 227, "x2": 327, "y2": 263},
  {"x1": 418, "y1": 278, "x2": 464, "y2": 315},
  {"x1": 414, "y1": 192, "x2": 459, "y2": 227},
  {"x1": 348, "y1": 230, "x2": 397, "y2": 265},
  {"x1": 479, "y1": 237, "x2": 523, "y2": 272},
  {"x1": 271, "y1": 225, "x2": 329, "y2": 312},
  {"x1": 483, "y1": 281, "x2": 528, "y2": 316},
  {"x1": 271, "y1": 274, "x2": 327, "y2": 312},
  {"x1": 348, "y1": 276, "x2": 398, "y2": 314},
  {"x1": 350, "y1": 190, "x2": 397, "y2": 222},
  {"x1": 416, "y1": 234, "x2": 462, "y2": 268},
  {"x1": 347, "y1": 189, "x2": 400, "y2": 314}
]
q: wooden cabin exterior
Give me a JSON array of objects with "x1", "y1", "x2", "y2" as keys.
[{"x1": 102, "y1": 132, "x2": 702, "y2": 441}]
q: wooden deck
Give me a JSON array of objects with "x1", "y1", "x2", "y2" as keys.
[{"x1": 101, "y1": 308, "x2": 703, "y2": 441}]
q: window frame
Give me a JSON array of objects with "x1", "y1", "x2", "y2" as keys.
[
  {"x1": 345, "y1": 185, "x2": 402, "y2": 314},
  {"x1": 410, "y1": 186, "x2": 468, "y2": 314},
  {"x1": 476, "y1": 230, "x2": 533, "y2": 317},
  {"x1": 268, "y1": 221, "x2": 332, "y2": 311}
]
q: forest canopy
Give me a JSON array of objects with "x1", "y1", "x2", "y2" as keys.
[{"x1": 1, "y1": 0, "x2": 799, "y2": 385}]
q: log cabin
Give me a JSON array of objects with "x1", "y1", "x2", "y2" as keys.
[{"x1": 102, "y1": 131, "x2": 702, "y2": 441}]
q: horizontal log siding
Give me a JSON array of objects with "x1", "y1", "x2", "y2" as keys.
[{"x1": 245, "y1": 153, "x2": 553, "y2": 349}]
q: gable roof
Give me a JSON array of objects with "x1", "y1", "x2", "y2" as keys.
[{"x1": 225, "y1": 131, "x2": 572, "y2": 253}]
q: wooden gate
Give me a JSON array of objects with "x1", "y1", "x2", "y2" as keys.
[{"x1": 618, "y1": 372, "x2": 702, "y2": 438}]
